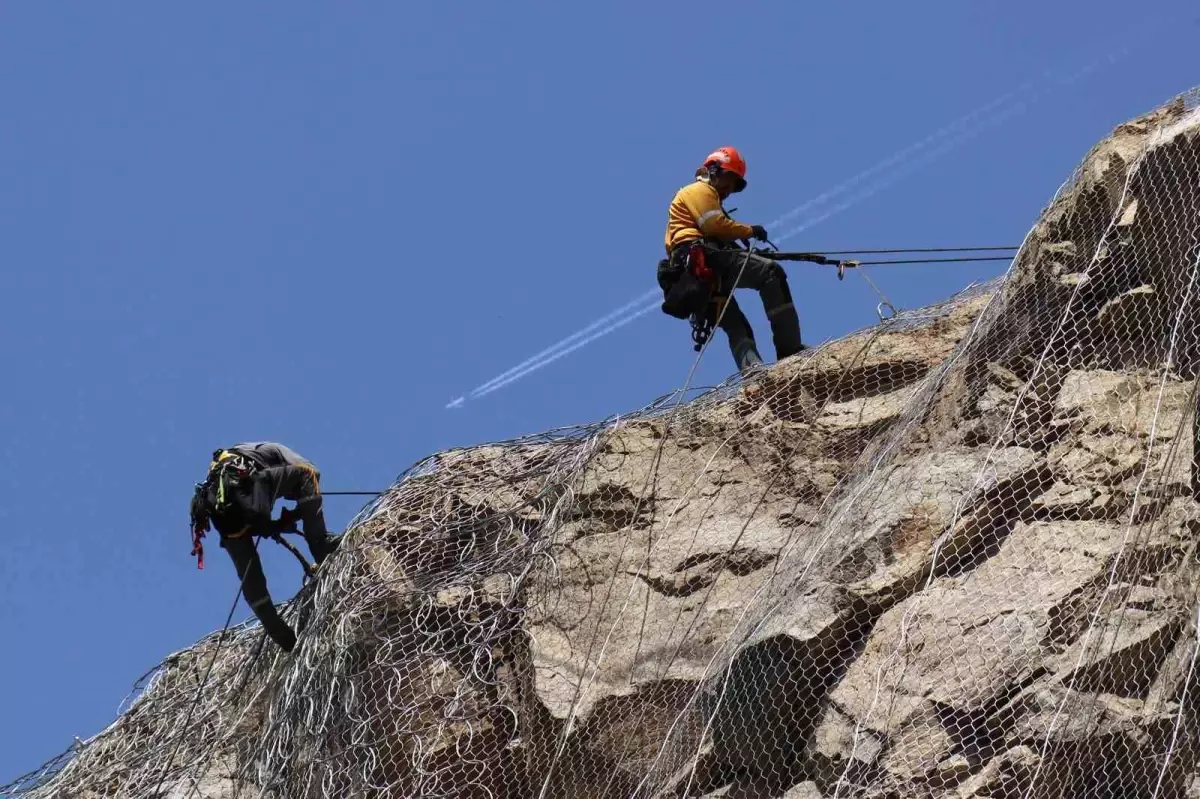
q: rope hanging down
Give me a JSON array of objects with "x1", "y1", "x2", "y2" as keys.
[{"x1": 151, "y1": 542, "x2": 262, "y2": 798}]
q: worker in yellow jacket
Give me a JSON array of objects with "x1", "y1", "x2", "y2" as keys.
[{"x1": 658, "y1": 146, "x2": 803, "y2": 373}]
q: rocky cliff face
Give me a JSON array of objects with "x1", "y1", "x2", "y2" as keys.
[{"x1": 5, "y1": 88, "x2": 1200, "y2": 799}]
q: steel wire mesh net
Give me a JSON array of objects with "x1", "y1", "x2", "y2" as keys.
[{"x1": 5, "y1": 86, "x2": 1200, "y2": 798}]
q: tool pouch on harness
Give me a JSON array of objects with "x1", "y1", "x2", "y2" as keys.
[{"x1": 659, "y1": 243, "x2": 716, "y2": 320}]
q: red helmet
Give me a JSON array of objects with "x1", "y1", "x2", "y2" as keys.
[{"x1": 702, "y1": 146, "x2": 748, "y2": 192}]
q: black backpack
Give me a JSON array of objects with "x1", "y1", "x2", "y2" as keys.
[{"x1": 191, "y1": 450, "x2": 258, "y2": 535}]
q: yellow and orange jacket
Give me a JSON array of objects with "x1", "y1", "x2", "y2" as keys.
[{"x1": 664, "y1": 178, "x2": 754, "y2": 253}]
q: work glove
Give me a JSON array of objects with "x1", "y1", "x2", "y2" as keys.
[{"x1": 750, "y1": 225, "x2": 769, "y2": 241}]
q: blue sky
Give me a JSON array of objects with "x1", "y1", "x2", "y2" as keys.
[{"x1": 1, "y1": 1, "x2": 1196, "y2": 781}]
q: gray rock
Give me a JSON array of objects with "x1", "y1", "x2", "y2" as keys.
[
  {"x1": 813, "y1": 516, "x2": 1185, "y2": 789},
  {"x1": 952, "y1": 745, "x2": 1040, "y2": 798},
  {"x1": 837, "y1": 447, "x2": 1044, "y2": 608}
]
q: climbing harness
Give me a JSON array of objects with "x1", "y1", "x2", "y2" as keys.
[
  {"x1": 690, "y1": 291, "x2": 728, "y2": 352},
  {"x1": 658, "y1": 241, "x2": 729, "y2": 352},
  {"x1": 685, "y1": 244, "x2": 737, "y2": 353}
]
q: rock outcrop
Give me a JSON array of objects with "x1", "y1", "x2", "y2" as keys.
[{"x1": 5, "y1": 90, "x2": 1200, "y2": 799}]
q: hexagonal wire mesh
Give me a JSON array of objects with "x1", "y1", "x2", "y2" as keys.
[{"x1": 4, "y1": 85, "x2": 1200, "y2": 798}]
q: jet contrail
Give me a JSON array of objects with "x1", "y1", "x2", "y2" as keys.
[
  {"x1": 448, "y1": 86, "x2": 1047, "y2": 410},
  {"x1": 449, "y1": 94, "x2": 1026, "y2": 410},
  {"x1": 773, "y1": 38, "x2": 1140, "y2": 244},
  {"x1": 447, "y1": 20, "x2": 1164, "y2": 408},
  {"x1": 765, "y1": 85, "x2": 1031, "y2": 231},
  {"x1": 446, "y1": 287, "x2": 660, "y2": 408},
  {"x1": 766, "y1": 12, "x2": 1166, "y2": 237},
  {"x1": 777, "y1": 94, "x2": 1044, "y2": 242},
  {"x1": 469, "y1": 301, "x2": 661, "y2": 401}
]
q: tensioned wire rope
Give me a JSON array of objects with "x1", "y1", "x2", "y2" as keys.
[{"x1": 151, "y1": 537, "x2": 265, "y2": 798}]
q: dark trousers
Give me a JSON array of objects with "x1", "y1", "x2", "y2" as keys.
[
  {"x1": 250, "y1": 463, "x2": 336, "y2": 562},
  {"x1": 222, "y1": 536, "x2": 298, "y2": 651},
  {"x1": 660, "y1": 242, "x2": 804, "y2": 372},
  {"x1": 705, "y1": 244, "x2": 804, "y2": 364},
  {"x1": 220, "y1": 467, "x2": 339, "y2": 651}
]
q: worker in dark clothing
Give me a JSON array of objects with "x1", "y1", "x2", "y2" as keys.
[
  {"x1": 189, "y1": 442, "x2": 341, "y2": 652},
  {"x1": 658, "y1": 146, "x2": 805, "y2": 373}
]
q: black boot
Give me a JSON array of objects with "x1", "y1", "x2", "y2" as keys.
[
  {"x1": 755, "y1": 261, "x2": 803, "y2": 360},
  {"x1": 769, "y1": 304, "x2": 804, "y2": 360},
  {"x1": 256, "y1": 604, "x2": 297, "y2": 652},
  {"x1": 307, "y1": 532, "x2": 342, "y2": 566}
]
